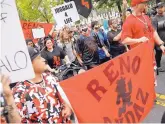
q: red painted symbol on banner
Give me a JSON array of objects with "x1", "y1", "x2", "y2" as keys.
[{"x1": 81, "y1": 0, "x2": 89, "y2": 9}]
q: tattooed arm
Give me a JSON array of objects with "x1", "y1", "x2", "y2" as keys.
[
  {"x1": 1, "y1": 75, "x2": 21, "y2": 123},
  {"x1": 3, "y1": 96, "x2": 21, "y2": 123}
]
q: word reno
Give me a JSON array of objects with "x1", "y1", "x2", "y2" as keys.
[
  {"x1": 87, "y1": 55, "x2": 141, "y2": 102},
  {"x1": 86, "y1": 55, "x2": 149, "y2": 123}
]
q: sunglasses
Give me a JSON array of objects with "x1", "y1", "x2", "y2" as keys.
[{"x1": 82, "y1": 28, "x2": 88, "y2": 32}]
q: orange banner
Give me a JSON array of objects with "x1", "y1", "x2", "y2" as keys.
[
  {"x1": 60, "y1": 43, "x2": 155, "y2": 123},
  {"x1": 20, "y1": 21, "x2": 53, "y2": 42}
]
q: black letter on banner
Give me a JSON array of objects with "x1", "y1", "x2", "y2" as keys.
[
  {"x1": 70, "y1": 3, "x2": 73, "y2": 8},
  {"x1": 103, "y1": 117, "x2": 112, "y2": 123},
  {"x1": 133, "y1": 103, "x2": 144, "y2": 121},
  {"x1": 119, "y1": 56, "x2": 130, "y2": 75},
  {"x1": 66, "y1": 5, "x2": 69, "y2": 10},
  {"x1": 55, "y1": 8, "x2": 59, "y2": 14},
  {"x1": 0, "y1": 60, "x2": 10, "y2": 72},
  {"x1": 87, "y1": 79, "x2": 107, "y2": 102},
  {"x1": 103, "y1": 61, "x2": 119, "y2": 85},
  {"x1": 5, "y1": 56, "x2": 20, "y2": 71},
  {"x1": 65, "y1": 12, "x2": 68, "y2": 17},
  {"x1": 15, "y1": 51, "x2": 28, "y2": 69},
  {"x1": 62, "y1": 6, "x2": 65, "y2": 11},
  {"x1": 136, "y1": 88, "x2": 149, "y2": 105},
  {"x1": 132, "y1": 56, "x2": 141, "y2": 75},
  {"x1": 125, "y1": 111, "x2": 136, "y2": 123}
]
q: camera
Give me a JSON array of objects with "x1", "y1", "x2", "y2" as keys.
[{"x1": 158, "y1": 20, "x2": 165, "y2": 30}]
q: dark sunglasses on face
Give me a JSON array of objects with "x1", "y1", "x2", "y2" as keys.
[{"x1": 82, "y1": 28, "x2": 88, "y2": 32}]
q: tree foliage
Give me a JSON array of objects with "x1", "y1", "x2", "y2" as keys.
[
  {"x1": 16, "y1": 0, "x2": 64, "y2": 23},
  {"x1": 95, "y1": 0, "x2": 131, "y2": 12},
  {"x1": 94, "y1": 0, "x2": 160, "y2": 14}
]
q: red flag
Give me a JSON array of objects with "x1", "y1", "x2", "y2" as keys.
[{"x1": 60, "y1": 42, "x2": 155, "y2": 123}]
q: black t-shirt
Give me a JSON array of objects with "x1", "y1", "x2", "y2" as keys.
[
  {"x1": 152, "y1": 13, "x2": 165, "y2": 42},
  {"x1": 41, "y1": 46, "x2": 66, "y2": 68},
  {"x1": 77, "y1": 35, "x2": 99, "y2": 65},
  {"x1": 107, "y1": 29, "x2": 121, "y2": 45},
  {"x1": 91, "y1": 30, "x2": 104, "y2": 48},
  {"x1": 107, "y1": 29, "x2": 126, "y2": 58}
]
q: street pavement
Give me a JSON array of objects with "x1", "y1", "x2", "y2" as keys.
[{"x1": 143, "y1": 55, "x2": 165, "y2": 123}]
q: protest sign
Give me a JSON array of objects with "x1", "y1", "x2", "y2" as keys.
[
  {"x1": 0, "y1": 0, "x2": 34, "y2": 82},
  {"x1": 60, "y1": 42, "x2": 155, "y2": 123},
  {"x1": 32, "y1": 28, "x2": 45, "y2": 39},
  {"x1": 51, "y1": 1, "x2": 80, "y2": 28},
  {"x1": 20, "y1": 21, "x2": 53, "y2": 42}
]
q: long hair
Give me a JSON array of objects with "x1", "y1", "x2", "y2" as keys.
[
  {"x1": 43, "y1": 37, "x2": 54, "y2": 50},
  {"x1": 60, "y1": 30, "x2": 71, "y2": 43}
]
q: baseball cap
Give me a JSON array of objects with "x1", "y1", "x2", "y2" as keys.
[
  {"x1": 28, "y1": 47, "x2": 40, "y2": 61},
  {"x1": 156, "y1": 2, "x2": 164, "y2": 8},
  {"x1": 131, "y1": 0, "x2": 148, "y2": 7}
]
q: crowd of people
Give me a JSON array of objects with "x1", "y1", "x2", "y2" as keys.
[
  {"x1": 27, "y1": 18, "x2": 127, "y2": 72},
  {"x1": 0, "y1": 0, "x2": 165, "y2": 123}
]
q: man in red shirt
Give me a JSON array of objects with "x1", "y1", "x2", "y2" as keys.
[{"x1": 121, "y1": 0, "x2": 165, "y2": 53}]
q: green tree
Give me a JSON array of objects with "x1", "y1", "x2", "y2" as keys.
[
  {"x1": 16, "y1": 0, "x2": 64, "y2": 23},
  {"x1": 95, "y1": 0, "x2": 131, "y2": 13}
]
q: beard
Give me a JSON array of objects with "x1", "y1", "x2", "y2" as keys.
[{"x1": 158, "y1": 10, "x2": 164, "y2": 15}]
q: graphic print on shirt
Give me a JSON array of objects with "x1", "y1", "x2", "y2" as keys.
[{"x1": 53, "y1": 56, "x2": 61, "y2": 66}]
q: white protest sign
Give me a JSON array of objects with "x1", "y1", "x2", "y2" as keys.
[
  {"x1": 0, "y1": 0, "x2": 35, "y2": 82},
  {"x1": 51, "y1": 1, "x2": 80, "y2": 28},
  {"x1": 32, "y1": 28, "x2": 45, "y2": 39}
]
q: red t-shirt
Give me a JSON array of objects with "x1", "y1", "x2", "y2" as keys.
[{"x1": 121, "y1": 14, "x2": 155, "y2": 49}]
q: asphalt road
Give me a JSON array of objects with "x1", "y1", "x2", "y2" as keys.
[{"x1": 143, "y1": 55, "x2": 165, "y2": 123}]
